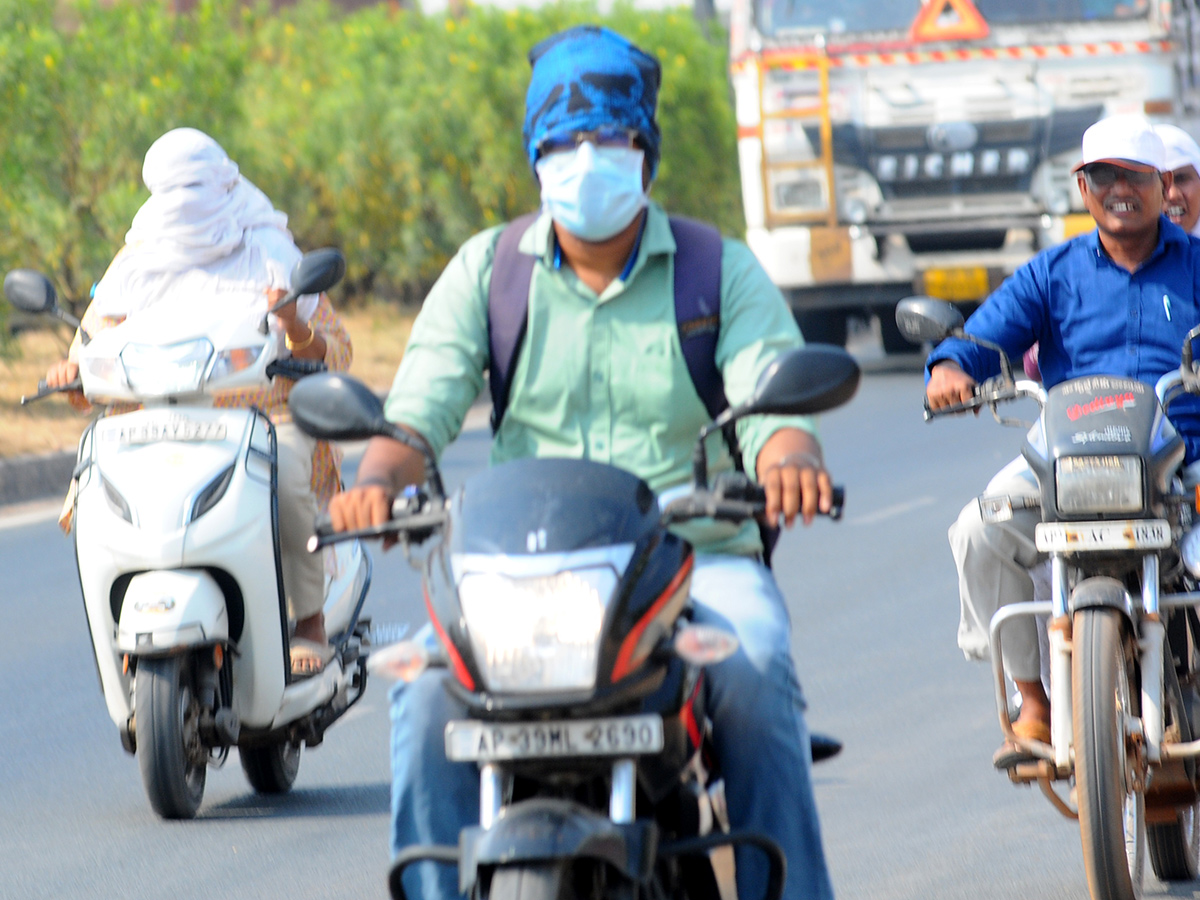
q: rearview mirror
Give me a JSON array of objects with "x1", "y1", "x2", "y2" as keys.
[
  {"x1": 270, "y1": 248, "x2": 347, "y2": 314},
  {"x1": 741, "y1": 344, "x2": 861, "y2": 417},
  {"x1": 289, "y1": 372, "x2": 388, "y2": 442},
  {"x1": 4, "y1": 269, "x2": 59, "y2": 315},
  {"x1": 895, "y1": 296, "x2": 964, "y2": 344}
]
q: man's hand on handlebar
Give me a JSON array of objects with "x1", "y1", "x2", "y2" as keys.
[{"x1": 926, "y1": 360, "x2": 978, "y2": 414}]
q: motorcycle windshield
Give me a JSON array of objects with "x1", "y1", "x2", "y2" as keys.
[{"x1": 450, "y1": 457, "x2": 660, "y2": 556}]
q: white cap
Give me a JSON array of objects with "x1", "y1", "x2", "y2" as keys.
[
  {"x1": 1073, "y1": 114, "x2": 1166, "y2": 172},
  {"x1": 1155, "y1": 123, "x2": 1200, "y2": 175}
]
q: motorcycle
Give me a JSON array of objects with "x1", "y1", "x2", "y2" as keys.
[
  {"x1": 286, "y1": 344, "x2": 859, "y2": 900},
  {"x1": 897, "y1": 296, "x2": 1200, "y2": 900},
  {"x1": 3, "y1": 250, "x2": 372, "y2": 819}
]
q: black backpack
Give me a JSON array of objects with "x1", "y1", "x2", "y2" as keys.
[{"x1": 487, "y1": 212, "x2": 729, "y2": 437}]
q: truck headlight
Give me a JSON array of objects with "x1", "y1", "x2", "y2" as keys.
[
  {"x1": 1056, "y1": 456, "x2": 1142, "y2": 515},
  {"x1": 458, "y1": 566, "x2": 617, "y2": 693}
]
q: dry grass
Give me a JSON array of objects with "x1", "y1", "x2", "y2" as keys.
[{"x1": 0, "y1": 304, "x2": 416, "y2": 459}]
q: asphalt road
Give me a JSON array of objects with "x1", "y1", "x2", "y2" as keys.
[{"x1": 2, "y1": 332, "x2": 1194, "y2": 900}]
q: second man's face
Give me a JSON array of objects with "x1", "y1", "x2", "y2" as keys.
[
  {"x1": 1077, "y1": 162, "x2": 1169, "y2": 240},
  {"x1": 1166, "y1": 165, "x2": 1200, "y2": 233}
]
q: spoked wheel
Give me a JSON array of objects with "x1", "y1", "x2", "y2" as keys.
[
  {"x1": 1073, "y1": 608, "x2": 1146, "y2": 900},
  {"x1": 240, "y1": 740, "x2": 302, "y2": 794},
  {"x1": 135, "y1": 654, "x2": 207, "y2": 819}
]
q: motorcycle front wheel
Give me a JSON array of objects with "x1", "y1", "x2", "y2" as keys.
[
  {"x1": 1073, "y1": 607, "x2": 1146, "y2": 900},
  {"x1": 135, "y1": 654, "x2": 207, "y2": 819},
  {"x1": 240, "y1": 739, "x2": 302, "y2": 794},
  {"x1": 487, "y1": 863, "x2": 573, "y2": 900}
]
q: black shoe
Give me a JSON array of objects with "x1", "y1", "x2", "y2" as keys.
[{"x1": 810, "y1": 732, "x2": 842, "y2": 763}]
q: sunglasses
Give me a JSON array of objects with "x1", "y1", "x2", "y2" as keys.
[
  {"x1": 1081, "y1": 163, "x2": 1161, "y2": 189},
  {"x1": 538, "y1": 127, "x2": 639, "y2": 157}
]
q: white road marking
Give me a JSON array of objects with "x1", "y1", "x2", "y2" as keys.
[{"x1": 850, "y1": 495, "x2": 937, "y2": 525}]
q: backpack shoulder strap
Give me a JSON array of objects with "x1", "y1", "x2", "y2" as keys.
[
  {"x1": 487, "y1": 212, "x2": 540, "y2": 433},
  {"x1": 668, "y1": 216, "x2": 726, "y2": 421}
]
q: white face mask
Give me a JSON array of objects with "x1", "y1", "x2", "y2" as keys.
[{"x1": 535, "y1": 143, "x2": 648, "y2": 242}]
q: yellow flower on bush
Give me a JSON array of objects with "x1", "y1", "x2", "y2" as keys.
[{"x1": 44, "y1": 55, "x2": 56, "y2": 70}]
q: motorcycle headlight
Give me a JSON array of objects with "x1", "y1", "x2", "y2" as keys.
[
  {"x1": 1055, "y1": 455, "x2": 1143, "y2": 515},
  {"x1": 458, "y1": 566, "x2": 618, "y2": 693},
  {"x1": 120, "y1": 339, "x2": 214, "y2": 397},
  {"x1": 80, "y1": 354, "x2": 125, "y2": 388}
]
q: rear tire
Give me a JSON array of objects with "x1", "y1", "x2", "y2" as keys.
[
  {"x1": 1148, "y1": 803, "x2": 1200, "y2": 880},
  {"x1": 135, "y1": 655, "x2": 207, "y2": 819},
  {"x1": 877, "y1": 306, "x2": 914, "y2": 355},
  {"x1": 1073, "y1": 608, "x2": 1145, "y2": 900},
  {"x1": 794, "y1": 310, "x2": 848, "y2": 348},
  {"x1": 240, "y1": 740, "x2": 302, "y2": 794}
]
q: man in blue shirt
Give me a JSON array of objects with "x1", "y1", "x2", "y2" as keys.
[{"x1": 925, "y1": 114, "x2": 1200, "y2": 765}]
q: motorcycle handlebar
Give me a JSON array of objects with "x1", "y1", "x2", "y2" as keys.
[{"x1": 21, "y1": 376, "x2": 83, "y2": 405}]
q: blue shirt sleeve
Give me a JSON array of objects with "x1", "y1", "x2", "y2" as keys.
[{"x1": 924, "y1": 258, "x2": 1047, "y2": 383}]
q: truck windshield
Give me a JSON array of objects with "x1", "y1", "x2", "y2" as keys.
[{"x1": 757, "y1": 0, "x2": 1150, "y2": 37}]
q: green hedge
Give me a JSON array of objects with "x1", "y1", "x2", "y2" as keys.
[{"x1": 0, "y1": 0, "x2": 742, "y2": 337}]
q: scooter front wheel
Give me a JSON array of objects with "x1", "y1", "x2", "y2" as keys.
[
  {"x1": 135, "y1": 654, "x2": 207, "y2": 819},
  {"x1": 240, "y1": 740, "x2": 302, "y2": 794},
  {"x1": 1073, "y1": 607, "x2": 1146, "y2": 900}
]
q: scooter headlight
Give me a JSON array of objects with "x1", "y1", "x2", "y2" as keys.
[
  {"x1": 120, "y1": 339, "x2": 214, "y2": 397},
  {"x1": 458, "y1": 566, "x2": 618, "y2": 693},
  {"x1": 208, "y1": 344, "x2": 267, "y2": 381},
  {"x1": 1055, "y1": 455, "x2": 1143, "y2": 514}
]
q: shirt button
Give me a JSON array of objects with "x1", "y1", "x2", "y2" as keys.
[
  {"x1": 593, "y1": 371, "x2": 604, "y2": 383},
  {"x1": 1130, "y1": 308, "x2": 1139, "y2": 318},
  {"x1": 595, "y1": 440, "x2": 606, "y2": 451}
]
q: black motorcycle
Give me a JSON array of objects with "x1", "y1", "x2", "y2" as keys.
[{"x1": 288, "y1": 345, "x2": 860, "y2": 900}]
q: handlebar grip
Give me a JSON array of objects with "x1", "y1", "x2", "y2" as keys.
[
  {"x1": 825, "y1": 485, "x2": 845, "y2": 521},
  {"x1": 923, "y1": 394, "x2": 982, "y2": 420}
]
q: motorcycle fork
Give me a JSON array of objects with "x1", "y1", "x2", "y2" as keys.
[{"x1": 477, "y1": 758, "x2": 638, "y2": 829}]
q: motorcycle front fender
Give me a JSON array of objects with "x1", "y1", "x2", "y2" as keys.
[
  {"x1": 1068, "y1": 576, "x2": 1136, "y2": 623},
  {"x1": 116, "y1": 568, "x2": 229, "y2": 654},
  {"x1": 458, "y1": 798, "x2": 656, "y2": 894}
]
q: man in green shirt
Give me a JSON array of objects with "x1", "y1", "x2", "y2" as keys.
[{"x1": 330, "y1": 25, "x2": 836, "y2": 900}]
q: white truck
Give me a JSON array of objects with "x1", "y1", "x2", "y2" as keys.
[{"x1": 728, "y1": 0, "x2": 1200, "y2": 351}]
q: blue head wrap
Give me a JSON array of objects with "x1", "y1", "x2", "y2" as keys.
[{"x1": 523, "y1": 25, "x2": 662, "y2": 178}]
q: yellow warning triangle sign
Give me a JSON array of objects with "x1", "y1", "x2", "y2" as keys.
[{"x1": 909, "y1": 0, "x2": 990, "y2": 43}]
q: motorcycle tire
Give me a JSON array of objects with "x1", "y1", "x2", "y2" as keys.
[
  {"x1": 487, "y1": 863, "x2": 573, "y2": 900},
  {"x1": 1073, "y1": 607, "x2": 1146, "y2": 900},
  {"x1": 240, "y1": 740, "x2": 302, "y2": 794},
  {"x1": 1148, "y1": 804, "x2": 1200, "y2": 880},
  {"x1": 135, "y1": 655, "x2": 207, "y2": 819}
]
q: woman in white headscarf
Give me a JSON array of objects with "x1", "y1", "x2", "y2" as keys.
[
  {"x1": 46, "y1": 128, "x2": 353, "y2": 677},
  {"x1": 1156, "y1": 123, "x2": 1200, "y2": 236}
]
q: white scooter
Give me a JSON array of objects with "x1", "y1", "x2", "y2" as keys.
[{"x1": 4, "y1": 251, "x2": 371, "y2": 819}]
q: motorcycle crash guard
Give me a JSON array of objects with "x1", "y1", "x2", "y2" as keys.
[{"x1": 387, "y1": 798, "x2": 657, "y2": 900}]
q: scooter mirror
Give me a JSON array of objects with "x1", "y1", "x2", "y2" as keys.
[
  {"x1": 270, "y1": 248, "x2": 347, "y2": 313},
  {"x1": 289, "y1": 372, "x2": 389, "y2": 442},
  {"x1": 895, "y1": 296, "x2": 964, "y2": 344},
  {"x1": 743, "y1": 344, "x2": 861, "y2": 417},
  {"x1": 4, "y1": 269, "x2": 59, "y2": 315}
]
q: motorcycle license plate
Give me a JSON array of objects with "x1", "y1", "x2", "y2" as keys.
[
  {"x1": 1035, "y1": 519, "x2": 1171, "y2": 553},
  {"x1": 444, "y1": 714, "x2": 664, "y2": 762},
  {"x1": 101, "y1": 416, "x2": 227, "y2": 445}
]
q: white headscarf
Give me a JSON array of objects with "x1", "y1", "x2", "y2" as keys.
[
  {"x1": 92, "y1": 128, "x2": 316, "y2": 320},
  {"x1": 1155, "y1": 123, "x2": 1200, "y2": 237}
]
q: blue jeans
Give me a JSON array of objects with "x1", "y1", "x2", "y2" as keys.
[{"x1": 390, "y1": 553, "x2": 835, "y2": 900}]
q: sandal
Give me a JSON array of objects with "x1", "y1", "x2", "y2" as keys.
[{"x1": 290, "y1": 637, "x2": 335, "y2": 679}]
